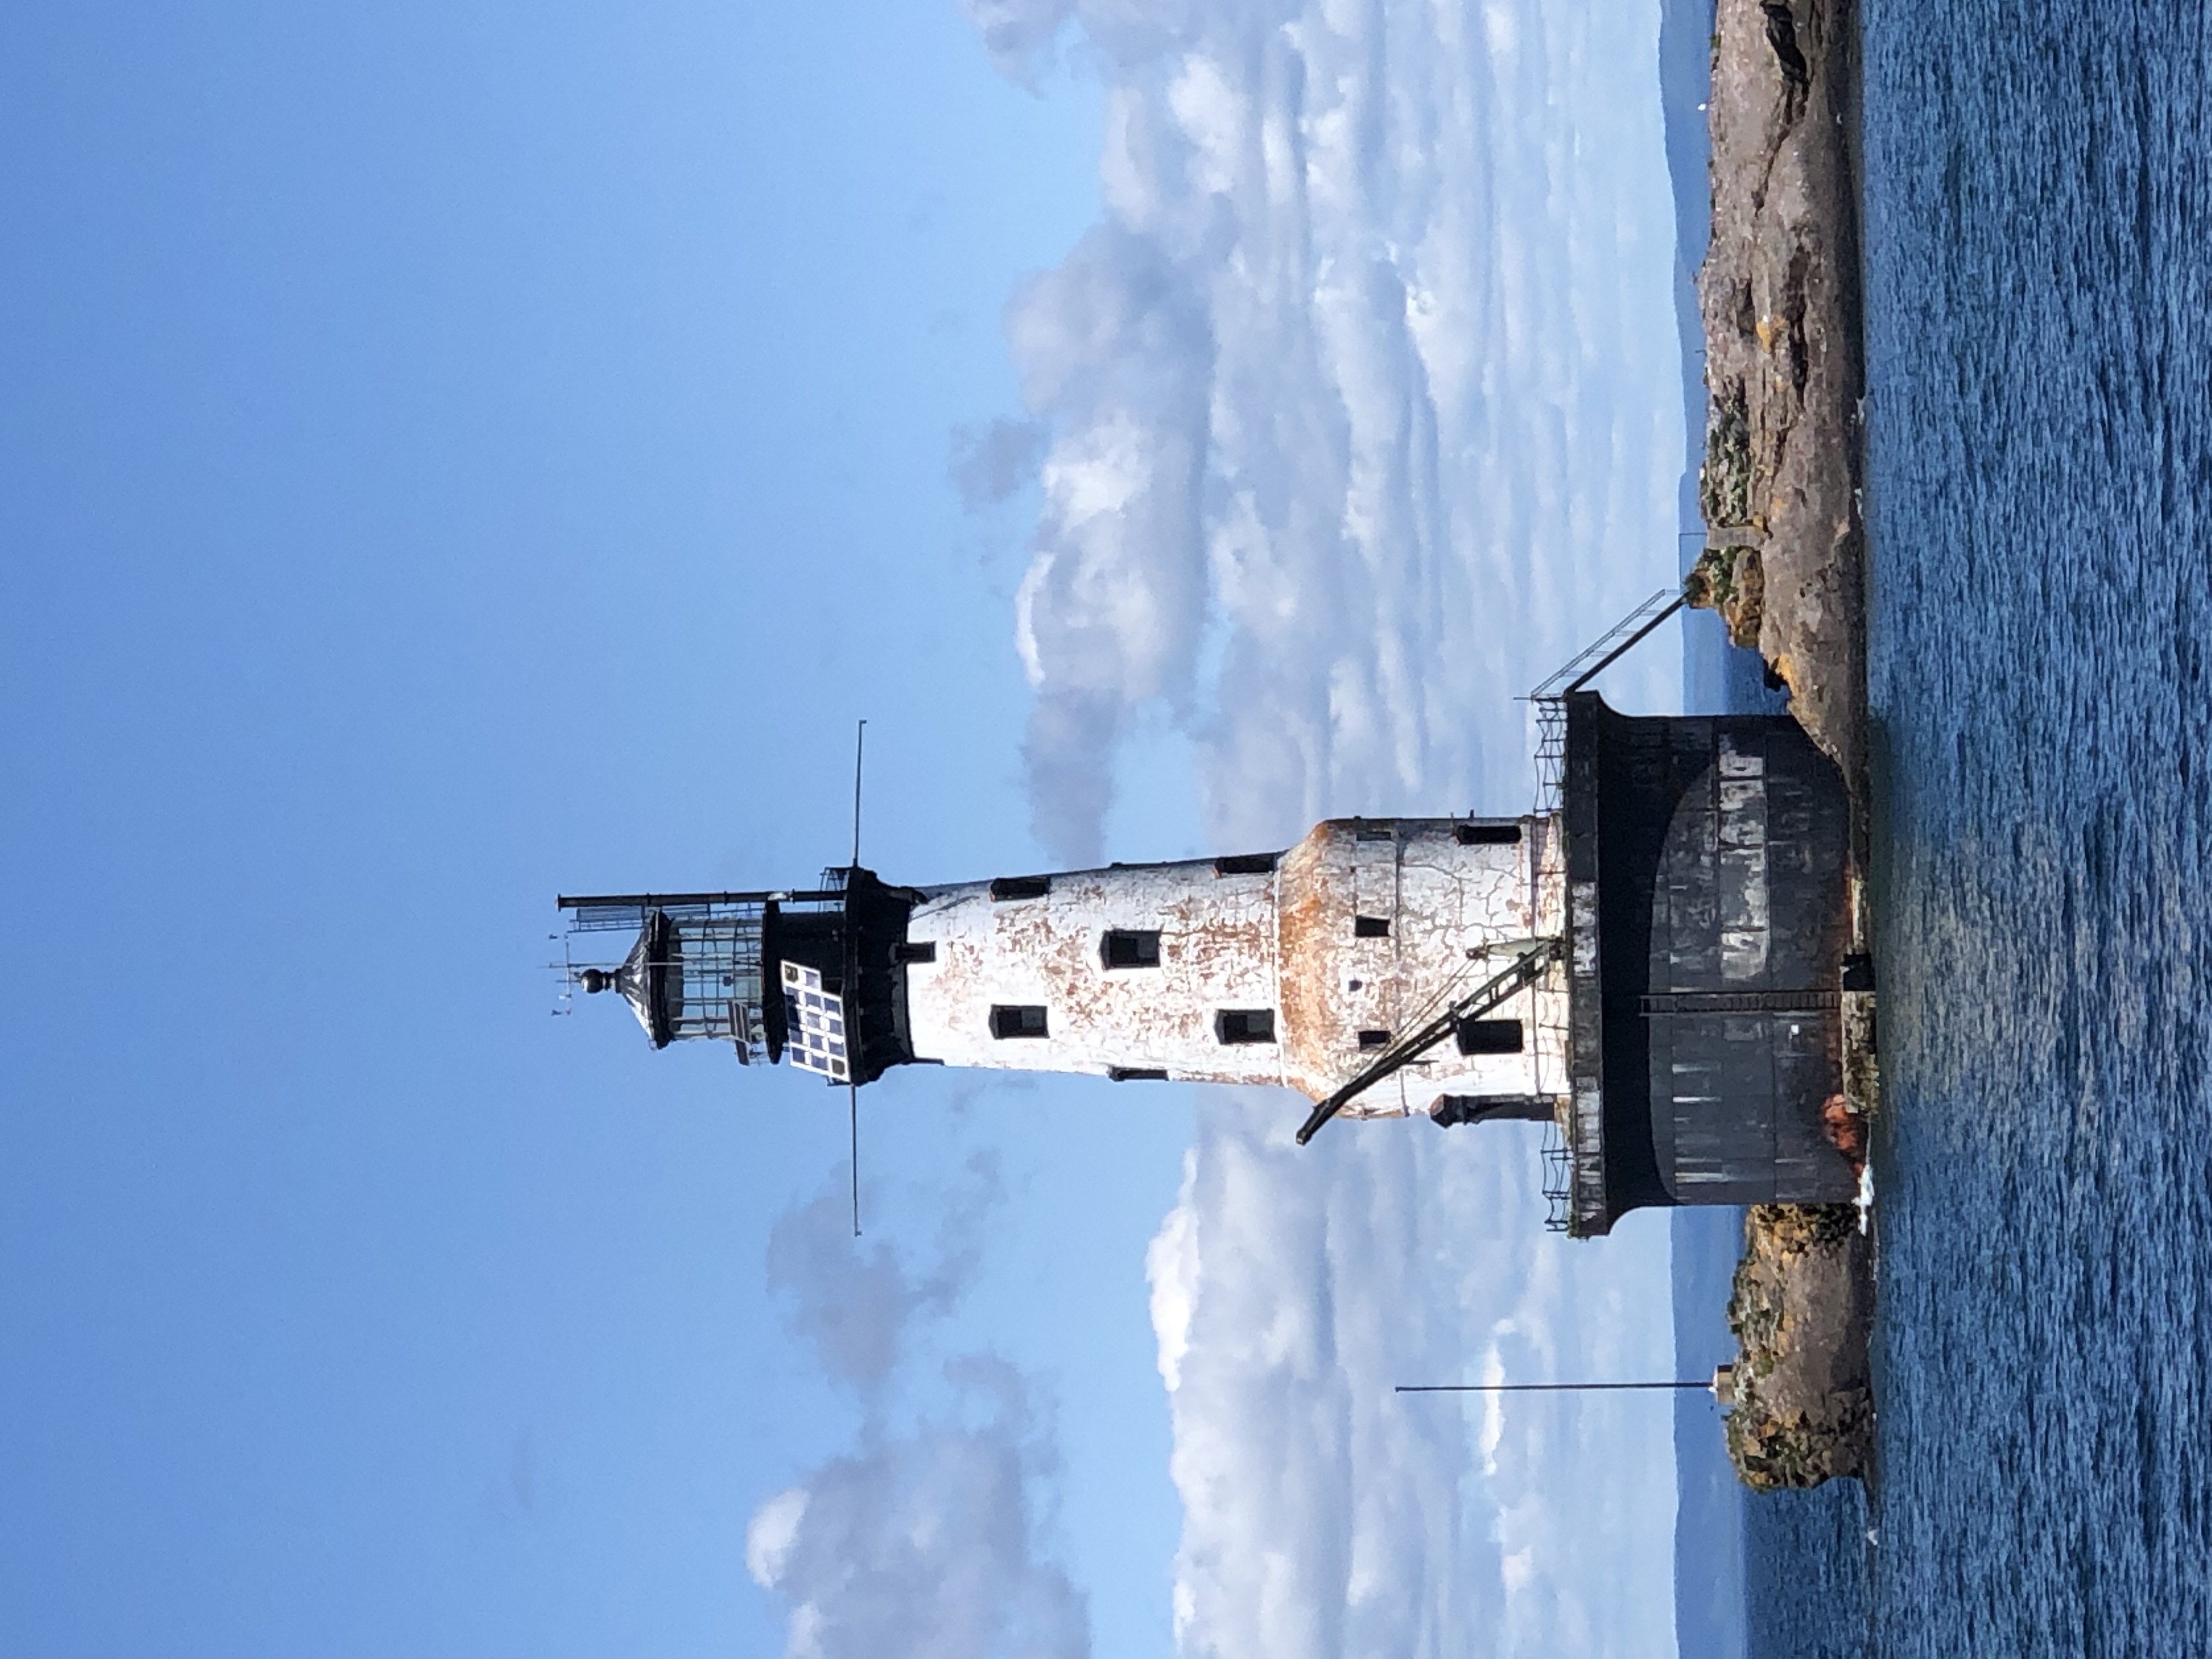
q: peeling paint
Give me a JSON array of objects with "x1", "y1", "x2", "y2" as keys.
[
  {"x1": 1717, "y1": 733, "x2": 1771, "y2": 981},
  {"x1": 901, "y1": 817, "x2": 1569, "y2": 1122}
]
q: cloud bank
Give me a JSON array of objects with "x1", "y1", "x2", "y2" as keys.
[
  {"x1": 1147, "y1": 1097, "x2": 1680, "y2": 1659},
  {"x1": 976, "y1": 0, "x2": 1684, "y2": 865},
  {"x1": 746, "y1": 1359, "x2": 1086, "y2": 1659},
  {"x1": 749, "y1": 1167, "x2": 1090, "y2": 1659},
  {"x1": 964, "y1": 0, "x2": 1692, "y2": 1652}
]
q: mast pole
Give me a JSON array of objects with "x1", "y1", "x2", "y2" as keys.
[
  {"x1": 1397, "y1": 1381, "x2": 1711, "y2": 1393},
  {"x1": 848, "y1": 718, "x2": 867, "y2": 1237}
]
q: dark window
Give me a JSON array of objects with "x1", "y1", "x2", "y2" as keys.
[
  {"x1": 1353, "y1": 915, "x2": 1390, "y2": 938},
  {"x1": 990, "y1": 1004, "x2": 1049, "y2": 1039},
  {"x1": 893, "y1": 941, "x2": 936, "y2": 964},
  {"x1": 1358, "y1": 1029, "x2": 1392, "y2": 1049},
  {"x1": 1431, "y1": 1094, "x2": 1551, "y2": 1126},
  {"x1": 1215, "y1": 1008, "x2": 1276, "y2": 1045},
  {"x1": 1101, "y1": 929, "x2": 1162, "y2": 969},
  {"x1": 1108, "y1": 1066, "x2": 1169, "y2": 1082},
  {"x1": 1455, "y1": 821, "x2": 1522, "y2": 845},
  {"x1": 1456, "y1": 1018, "x2": 1524, "y2": 1055},
  {"x1": 990, "y1": 875, "x2": 1051, "y2": 901},
  {"x1": 1355, "y1": 823, "x2": 1395, "y2": 842},
  {"x1": 1213, "y1": 852, "x2": 1277, "y2": 876}
]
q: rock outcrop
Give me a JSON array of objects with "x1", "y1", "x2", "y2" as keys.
[
  {"x1": 1723, "y1": 1204, "x2": 1874, "y2": 1489},
  {"x1": 1689, "y1": 0, "x2": 1880, "y2": 1497},
  {"x1": 1691, "y1": 0, "x2": 1867, "y2": 794}
]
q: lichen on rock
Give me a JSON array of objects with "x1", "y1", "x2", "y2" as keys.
[
  {"x1": 1698, "y1": 381, "x2": 1754, "y2": 529},
  {"x1": 1684, "y1": 543, "x2": 1765, "y2": 648},
  {"x1": 1723, "y1": 1203, "x2": 1874, "y2": 1489},
  {"x1": 1691, "y1": 0, "x2": 1868, "y2": 800}
]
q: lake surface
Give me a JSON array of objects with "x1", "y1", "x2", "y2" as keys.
[{"x1": 1728, "y1": 0, "x2": 2212, "y2": 1652}]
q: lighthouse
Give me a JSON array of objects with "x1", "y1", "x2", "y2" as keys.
[
  {"x1": 561, "y1": 600, "x2": 1866, "y2": 1235},
  {"x1": 561, "y1": 811, "x2": 1567, "y2": 1131}
]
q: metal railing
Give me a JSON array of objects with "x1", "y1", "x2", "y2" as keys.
[
  {"x1": 1540, "y1": 1119, "x2": 1573, "y2": 1232},
  {"x1": 1527, "y1": 586, "x2": 1685, "y2": 817},
  {"x1": 1520, "y1": 585, "x2": 1686, "y2": 1228}
]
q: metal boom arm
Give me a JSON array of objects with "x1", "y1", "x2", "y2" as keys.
[{"x1": 1295, "y1": 939, "x2": 1561, "y2": 1146}]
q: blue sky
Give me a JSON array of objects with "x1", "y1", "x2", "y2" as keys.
[{"x1": 2, "y1": 3, "x2": 1697, "y2": 1656}]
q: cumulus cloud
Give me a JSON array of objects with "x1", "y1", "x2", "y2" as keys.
[
  {"x1": 747, "y1": 1362, "x2": 1088, "y2": 1659},
  {"x1": 1148, "y1": 1095, "x2": 1680, "y2": 1659},
  {"x1": 984, "y1": 0, "x2": 1683, "y2": 859},
  {"x1": 752, "y1": 1166, "x2": 1090, "y2": 1659},
  {"x1": 968, "y1": 0, "x2": 1692, "y2": 1651},
  {"x1": 1006, "y1": 224, "x2": 1215, "y2": 865}
]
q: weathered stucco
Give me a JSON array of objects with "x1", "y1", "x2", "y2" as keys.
[
  {"x1": 904, "y1": 859, "x2": 1284, "y2": 1084},
  {"x1": 901, "y1": 816, "x2": 1569, "y2": 1120},
  {"x1": 1279, "y1": 819, "x2": 1568, "y2": 1116}
]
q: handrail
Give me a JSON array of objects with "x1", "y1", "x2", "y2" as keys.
[{"x1": 1527, "y1": 588, "x2": 1685, "y2": 702}]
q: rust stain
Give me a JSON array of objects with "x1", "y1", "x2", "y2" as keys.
[{"x1": 1275, "y1": 822, "x2": 1353, "y2": 1100}]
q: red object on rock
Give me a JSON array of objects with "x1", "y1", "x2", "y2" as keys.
[{"x1": 1820, "y1": 1094, "x2": 1865, "y2": 1175}]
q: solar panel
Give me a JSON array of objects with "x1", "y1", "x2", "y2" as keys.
[{"x1": 781, "y1": 961, "x2": 849, "y2": 1082}]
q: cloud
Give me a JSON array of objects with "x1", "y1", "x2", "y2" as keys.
[
  {"x1": 1003, "y1": 224, "x2": 1215, "y2": 866},
  {"x1": 980, "y1": 0, "x2": 1684, "y2": 859},
  {"x1": 952, "y1": 418, "x2": 1051, "y2": 511},
  {"x1": 753, "y1": 1166, "x2": 1091, "y2": 1659},
  {"x1": 747, "y1": 1487, "x2": 810, "y2": 1587},
  {"x1": 964, "y1": 0, "x2": 1697, "y2": 1650},
  {"x1": 961, "y1": 0, "x2": 1074, "y2": 86},
  {"x1": 1148, "y1": 1094, "x2": 1681, "y2": 1659},
  {"x1": 747, "y1": 1362, "x2": 1089, "y2": 1659},
  {"x1": 765, "y1": 1155, "x2": 1002, "y2": 1396}
]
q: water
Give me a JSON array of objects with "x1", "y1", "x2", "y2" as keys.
[{"x1": 1731, "y1": 0, "x2": 2212, "y2": 1652}]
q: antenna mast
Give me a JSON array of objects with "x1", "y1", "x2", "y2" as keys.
[
  {"x1": 847, "y1": 718, "x2": 867, "y2": 1237},
  {"x1": 1397, "y1": 1365, "x2": 1739, "y2": 1402},
  {"x1": 1397, "y1": 1381, "x2": 1711, "y2": 1393}
]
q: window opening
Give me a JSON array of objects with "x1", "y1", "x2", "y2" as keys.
[
  {"x1": 1455, "y1": 822, "x2": 1522, "y2": 845},
  {"x1": 1101, "y1": 929, "x2": 1163, "y2": 969},
  {"x1": 990, "y1": 1004, "x2": 1050, "y2": 1039},
  {"x1": 1457, "y1": 1018, "x2": 1525, "y2": 1055},
  {"x1": 1108, "y1": 1066, "x2": 1169, "y2": 1082},
  {"x1": 1214, "y1": 853, "x2": 1277, "y2": 876},
  {"x1": 893, "y1": 941, "x2": 936, "y2": 964},
  {"x1": 1353, "y1": 915, "x2": 1391, "y2": 938},
  {"x1": 990, "y1": 875, "x2": 1051, "y2": 901},
  {"x1": 1358, "y1": 1029, "x2": 1392, "y2": 1049},
  {"x1": 1215, "y1": 1008, "x2": 1276, "y2": 1045}
]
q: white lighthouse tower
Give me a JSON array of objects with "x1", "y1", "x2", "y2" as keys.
[
  {"x1": 558, "y1": 594, "x2": 1869, "y2": 1234},
  {"x1": 895, "y1": 817, "x2": 1566, "y2": 1133},
  {"x1": 559, "y1": 812, "x2": 1567, "y2": 1140}
]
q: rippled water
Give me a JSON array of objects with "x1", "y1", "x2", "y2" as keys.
[{"x1": 1740, "y1": 0, "x2": 2212, "y2": 1653}]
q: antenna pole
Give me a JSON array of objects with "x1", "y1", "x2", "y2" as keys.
[
  {"x1": 849, "y1": 1084, "x2": 861, "y2": 1237},
  {"x1": 1397, "y1": 1381, "x2": 1711, "y2": 1393},
  {"x1": 851, "y1": 718, "x2": 866, "y2": 869},
  {"x1": 849, "y1": 716, "x2": 867, "y2": 1236}
]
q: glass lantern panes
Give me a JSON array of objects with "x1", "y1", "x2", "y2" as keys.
[{"x1": 781, "y1": 962, "x2": 849, "y2": 1082}]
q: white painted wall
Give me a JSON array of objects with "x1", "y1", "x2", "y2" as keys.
[{"x1": 902, "y1": 815, "x2": 1569, "y2": 1121}]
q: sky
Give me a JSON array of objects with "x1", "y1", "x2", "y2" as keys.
[{"x1": 2, "y1": 3, "x2": 1698, "y2": 1657}]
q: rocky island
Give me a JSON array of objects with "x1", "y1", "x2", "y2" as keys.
[
  {"x1": 1686, "y1": 0, "x2": 1879, "y2": 1489},
  {"x1": 1688, "y1": 0, "x2": 1866, "y2": 796},
  {"x1": 1723, "y1": 1205, "x2": 1876, "y2": 1489}
]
